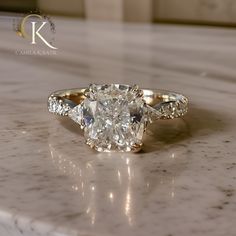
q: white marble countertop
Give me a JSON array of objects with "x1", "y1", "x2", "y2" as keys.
[{"x1": 0, "y1": 16, "x2": 236, "y2": 236}]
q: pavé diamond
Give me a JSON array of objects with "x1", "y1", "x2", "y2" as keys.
[
  {"x1": 69, "y1": 84, "x2": 149, "y2": 152},
  {"x1": 48, "y1": 96, "x2": 70, "y2": 116}
]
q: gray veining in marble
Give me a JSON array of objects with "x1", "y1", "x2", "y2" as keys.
[{"x1": 0, "y1": 15, "x2": 236, "y2": 236}]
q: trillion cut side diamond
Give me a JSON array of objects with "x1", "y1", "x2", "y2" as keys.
[
  {"x1": 68, "y1": 104, "x2": 83, "y2": 125},
  {"x1": 69, "y1": 84, "x2": 149, "y2": 152}
]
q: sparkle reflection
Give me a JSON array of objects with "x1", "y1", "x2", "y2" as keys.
[
  {"x1": 109, "y1": 192, "x2": 114, "y2": 202},
  {"x1": 48, "y1": 142, "x2": 182, "y2": 227},
  {"x1": 125, "y1": 188, "x2": 132, "y2": 226}
]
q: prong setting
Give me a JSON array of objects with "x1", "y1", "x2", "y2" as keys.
[{"x1": 69, "y1": 84, "x2": 149, "y2": 152}]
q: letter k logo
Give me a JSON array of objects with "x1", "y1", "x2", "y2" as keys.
[{"x1": 31, "y1": 21, "x2": 57, "y2": 49}]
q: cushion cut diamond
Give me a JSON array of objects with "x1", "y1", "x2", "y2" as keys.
[{"x1": 69, "y1": 84, "x2": 149, "y2": 152}]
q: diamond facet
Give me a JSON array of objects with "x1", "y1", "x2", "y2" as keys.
[
  {"x1": 70, "y1": 84, "x2": 149, "y2": 152},
  {"x1": 68, "y1": 104, "x2": 83, "y2": 126}
]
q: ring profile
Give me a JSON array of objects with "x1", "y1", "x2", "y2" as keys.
[{"x1": 48, "y1": 84, "x2": 188, "y2": 152}]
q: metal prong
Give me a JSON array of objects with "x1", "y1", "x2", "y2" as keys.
[
  {"x1": 85, "y1": 138, "x2": 94, "y2": 148},
  {"x1": 136, "y1": 89, "x2": 144, "y2": 97},
  {"x1": 89, "y1": 83, "x2": 97, "y2": 92},
  {"x1": 131, "y1": 84, "x2": 143, "y2": 97},
  {"x1": 84, "y1": 84, "x2": 97, "y2": 98},
  {"x1": 131, "y1": 143, "x2": 143, "y2": 153},
  {"x1": 131, "y1": 84, "x2": 139, "y2": 92},
  {"x1": 83, "y1": 88, "x2": 90, "y2": 97}
]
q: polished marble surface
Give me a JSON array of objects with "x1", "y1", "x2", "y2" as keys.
[{"x1": 0, "y1": 16, "x2": 236, "y2": 236}]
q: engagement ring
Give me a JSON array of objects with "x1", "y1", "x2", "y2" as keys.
[{"x1": 48, "y1": 84, "x2": 188, "y2": 152}]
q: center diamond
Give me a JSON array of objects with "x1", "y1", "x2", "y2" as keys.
[{"x1": 69, "y1": 84, "x2": 149, "y2": 152}]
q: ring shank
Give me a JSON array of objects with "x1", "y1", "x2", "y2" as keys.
[
  {"x1": 50, "y1": 88, "x2": 185, "y2": 105},
  {"x1": 48, "y1": 88, "x2": 188, "y2": 119}
]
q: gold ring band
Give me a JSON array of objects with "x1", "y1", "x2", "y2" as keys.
[
  {"x1": 48, "y1": 87, "x2": 188, "y2": 119},
  {"x1": 47, "y1": 84, "x2": 188, "y2": 152}
]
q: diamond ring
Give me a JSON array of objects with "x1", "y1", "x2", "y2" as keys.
[{"x1": 48, "y1": 84, "x2": 188, "y2": 152}]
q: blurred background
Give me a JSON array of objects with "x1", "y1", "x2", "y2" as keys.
[{"x1": 1, "y1": 0, "x2": 236, "y2": 26}]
